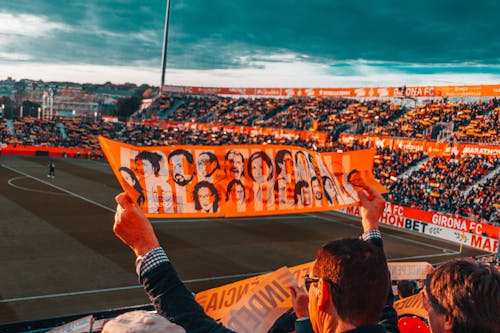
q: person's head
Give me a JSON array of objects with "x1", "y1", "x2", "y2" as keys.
[
  {"x1": 197, "y1": 151, "x2": 219, "y2": 179},
  {"x1": 102, "y1": 310, "x2": 185, "y2": 333},
  {"x1": 307, "y1": 239, "x2": 389, "y2": 332},
  {"x1": 423, "y1": 258, "x2": 500, "y2": 333},
  {"x1": 135, "y1": 151, "x2": 162, "y2": 177},
  {"x1": 294, "y1": 180, "x2": 311, "y2": 206},
  {"x1": 225, "y1": 179, "x2": 245, "y2": 203},
  {"x1": 311, "y1": 176, "x2": 323, "y2": 201},
  {"x1": 397, "y1": 280, "x2": 415, "y2": 299},
  {"x1": 248, "y1": 151, "x2": 274, "y2": 184},
  {"x1": 322, "y1": 176, "x2": 338, "y2": 205},
  {"x1": 194, "y1": 181, "x2": 219, "y2": 212},
  {"x1": 275, "y1": 149, "x2": 293, "y2": 176},
  {"x1": 347, "y1": 169, "x2": 364, "y2": 189},
  {"x1": 225, "y1": 150, "x2": 244, "y2": 179},
  {"x1": 274, "y1": 176, "x2": 288, "y2": 204},
  {"x1": 168, "y1": 149, "x2": 194, "y2": 186},
  {"x1": 119, "y1": 166, "x2": 145, "y2": 206},
  {"x1": 294, "y1": 151, "x2": 309, "y2": 180}
]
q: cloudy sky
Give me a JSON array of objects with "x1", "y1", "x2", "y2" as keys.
[{"x1": 0, "y1": 0, "x2": 499, "y2": 87}]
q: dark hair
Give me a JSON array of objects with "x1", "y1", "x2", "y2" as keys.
[
  {"x1": 275, "y1": 149, "x2": 292, "y2": 175},
  {"x1": 294, "y1": 180, "x2": 309, "y2": 204},
  {"x1": 119, "y1": 166, "x2": 145, "y2": 206},
  {"x1": 168, "y1": 149, "x2": 194, "y2": 164},
  {"x1": 224, "y1": 150, "x2": 244, "y2": 162},
  {"x1": 198, "y1": 151, "x2": 220, "y2": 177},
  {"x1": 397, "y1": 280, "x2": 414, "y2": 299},
  {"x1": 225, "y1": 179, "x2": 245, "y2": 202},
  {"x1": 311, "y1": 176, "x2": 320, "y2": 186},
  {"x1": 135, "y1": 151, "x2": 163, "y2": 176},
  {"x1": 193, "y1": 181, "x2": 220, "y2": 212},
  {"x1": 322, "y1": 176, "x2": 336, "y2": 205},
  {"x1": 425, "y1": 258, "x2": 500, "y2": 333},
  {"x1": 313, "y1": 238, "x2": 389, "y2": 326},
  {"x1": 224, "y1": 150, "x2": 245, "y2": 177},
  {"x1": 248, "y1": 151, "x2": 274, "y2": 182}
]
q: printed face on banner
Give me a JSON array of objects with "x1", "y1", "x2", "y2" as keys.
[
  {"x1": 294, "y1": 151, "x2": 309, "y2": 181},
  {"x1": 311, "y1": 177, "x2": 323, "y2": 201},
  {"x1": 225, "y1": 150, "x2": 245, "y2": 180},
  {"x1": 322, "y1": 176, "x2": 341, "y2": 206},
  {"x1": 169, "y1": 150, "x2": 194, "y2": 186},
  {"x1": 197, "y1": 151, "x2": 219, "y2": 179},
  {"x1": 194, "y1": 181, "x2": 219, "y2": 213},
  {"x1": 120, "y1": 168, "x2": 136, "y2": 187},
  {"x1": 100, "y1": 136, "x2": 385, "y2": 217}
]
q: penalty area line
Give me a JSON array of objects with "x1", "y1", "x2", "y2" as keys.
[{"x1": 1, "y1": 164, "x2": 115, "y2": 213}]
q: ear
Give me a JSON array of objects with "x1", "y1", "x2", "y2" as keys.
[
  {"x1": 443, "y1": 314, "x2": 453, "y2": 332},
  {"x1": 318, "y1": 278, "x2": 332, "y2": 312}
]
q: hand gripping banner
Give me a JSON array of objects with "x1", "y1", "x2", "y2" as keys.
[{"x1": 99, "y1": 136, "x2": 385, "y2": 218}]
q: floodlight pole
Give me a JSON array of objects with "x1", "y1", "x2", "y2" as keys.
[{"x1": 160, "y1": 0, "x2": 171, "y2": 92}]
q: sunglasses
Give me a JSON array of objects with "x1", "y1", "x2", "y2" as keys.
[
  {"x1": 304, "y1": 274, "x2": 342, "y2": 298},
  {"x1": 304, "y1": 274, "x2": 320, "y2": 291}
]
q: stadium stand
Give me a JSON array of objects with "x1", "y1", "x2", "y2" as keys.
[{"x1": 0, "y1": 96, "x2": 499, "y2": 227}]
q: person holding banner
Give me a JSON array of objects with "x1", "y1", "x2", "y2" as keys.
[
  {"x1": 293, "y1": 185, "x2": 399, "y2": 333},
  {"x1": 112, "y1": 183, "x2": 396, "y2": 333}
]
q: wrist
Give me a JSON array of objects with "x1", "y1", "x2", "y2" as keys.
[{"x1": 134, "y1": 240, "x2": 160, "y2": 257}]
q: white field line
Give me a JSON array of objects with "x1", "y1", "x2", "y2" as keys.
[
  {"x1": 1, "y1": 164, "x2": 115, "y2": 213},
  {"x1": 7, "y1": 176, "x2": 71, "y2": 196},
  {"x1": 0, "y1": 271, "x2": 268, "y2": 303}
]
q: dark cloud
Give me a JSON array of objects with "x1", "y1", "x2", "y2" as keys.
[{"x1": 2, "y1": 0, "x2": 499, "y2": 69}]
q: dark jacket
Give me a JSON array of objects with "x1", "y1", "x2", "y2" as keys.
[{"x1": 141, "y1": 261, "x2": 236, "y2": 333}]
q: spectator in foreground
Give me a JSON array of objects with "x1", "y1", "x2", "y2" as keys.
[
  {"x1": 423, "y1": 258, "x2": 499, "y2": 333},
  {"x1": 102, "y1": 310, "x2": 185, "y2": 333},
  {"x1": 112, "y1": 184, "x2": 396, "y2": 333}
]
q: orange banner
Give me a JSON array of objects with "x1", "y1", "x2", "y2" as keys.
[
  {"x1": 0, "y1": 144, "x2": 101, "y2": 158},
  {"x1": 195, "y1": 262, "x2": 313, "y2": 322},
  {"x1": 163, "y1": 84, "x2": 500, "y2": 98},
  {"x1": 221, "y1": 267, "x2": 296, "y2": 333},
  {"x1": 394, "y1": 292, "x2": 428, "y2": 320},
  {"x1": 141, "y1": 120, "x2": 329, "y2": 145},
  {"x1": 99, "y1": 136, "x2": 384, "y2": 218},
  {"x1": 339, "y1": 134, "x2": 500, "y2": 157}
]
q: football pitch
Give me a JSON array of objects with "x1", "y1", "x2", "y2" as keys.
[{"x1": 0, "y1": 155, "x2": 487, "y2": 324}]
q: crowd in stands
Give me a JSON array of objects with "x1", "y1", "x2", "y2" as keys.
[
  {"x1": 386, "y1": 155, "x2": 499, "y2": 224},
  {"x1": 372, "y1": 148, "x2": 427, "y2": 187},
  {"x1": 368, "y1": 99, "x2": 499, "y2": 142},
  {"x1": 1, "y1": 95, "x2": 499, "y2": 226}
]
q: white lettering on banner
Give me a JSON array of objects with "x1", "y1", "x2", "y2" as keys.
[
  {"x1": 430, "y1": 214, "x2": 483, "y2": 234},
  {"x1": 462, "y1": 147, "x2": 500, "y2": 156},
  {"x1": 202, "y1": 88, "x2": 222, "y2": 94},
  {"x1": 397, "y1": 142, "x2": 425, "y2": 151},
  {"x1": 163, "y1": 85, "x2": 192, "y2": 94},
  {"x1": 392, "y1": 86, "x2": 435, "y2": 97},
  {"x1": 470, "y1": 235, "x2": 498, "y2": 252},
  {"x1": 388, "y1": 262, "x2": 433, "y2": 280},
  {"x1": 342, "y1": 208, "x2": 497, "y2": 253},
  {"x1": 228, "y1": 88, "x2": 248, "y2": 95},
  {"x1": 377, "y1": 88, "x2": 389, "y2": 97},
  {"x1": 322, "y1": 90, "x2": 352, "y2": 97},
  {"x1": 355, "y1": 88, "x2": 366, "y2": 97},
  {"x1": 384, "y1": 203, "x2": 405, "y2": 216}
]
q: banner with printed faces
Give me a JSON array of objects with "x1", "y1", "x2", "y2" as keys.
[{"x1": 99, "y1": 136, "x2": 385, "y2": 218}]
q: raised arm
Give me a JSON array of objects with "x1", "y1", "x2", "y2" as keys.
[{"x1": 113, "y1": 193, "x2": 235, "y2": 333}]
